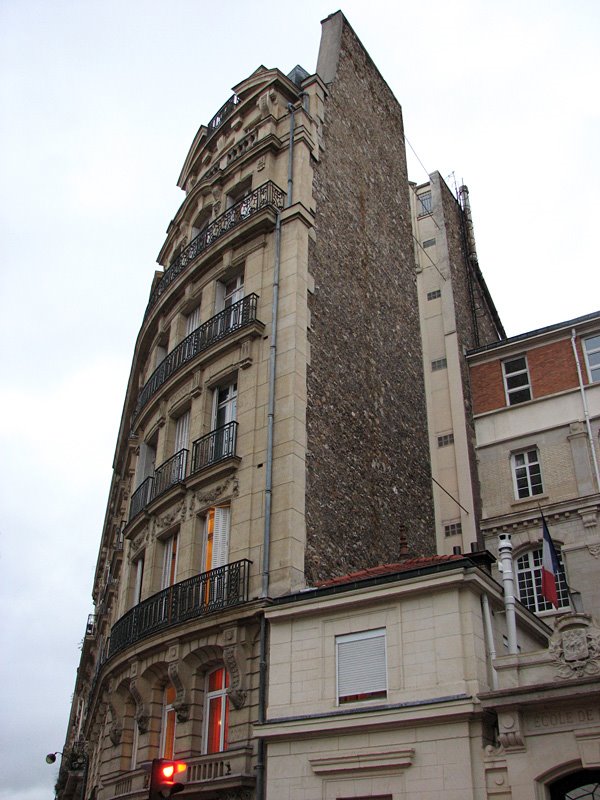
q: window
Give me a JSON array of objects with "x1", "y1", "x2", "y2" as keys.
[
  {"x1": 417, "y1": 191, "x2": 432, "y2": 217},
  {"x1": 502, "y1": 356, "x2": 531, "y2": 405},
  {"x1": 444, "y1": 521, "x2": 462, "y2": 537},
  {"x1": 133, "y1": 556, "x2": 144, "y2": 605},
  {"x1": 215, "y1": 273, "x2": 245, "y2": 335},
  {"x1": 423, "y1": 238, "x2": 436, "y2": 248},
  {"x1": 204, "y1": 668, "x2": 229, "y2": 753},
  {"x1": 174, "y1": 411, "x2": 190, "y2": 454},
  {"x1": 431, "y1": 357, "x2": 447, "y2": 371},
  {"x1": 211, "y1": 381, "x2": 237, "y2": 460},
  {"x1": 136, "y1": 438, "x2": 157, "y2": 487},
  {"x1": 203, "y1": 506, "x2": 231, "y2": 572},
  {"x1": 516, "y1": 548, "x2": 570, "y2": 613},
  {"x1": 226, "y1": 178, "x2": 252, "y2": 214},
  {"x1": 584, "y1": 334, "x2": 600, "y2": 383},
  {"x1": 160, "y1": 685, "x2": 177, "y2": 758},
  {"x1": 427, "y1": 288, "x2": 441, "y2": 300},
  {"x1": 336, "y1": 629, "x2": 387, "y2": 705},
  {"x1": 437, "y1": 433, "x2": 454, "y2": 447},
  {"x1": 161, "y1": 534, "x2": 178, "y2": 589},
  {"x1": 185, "y1": 306, "x2": 201, "y2": 336},
  {"x1": 512, "y1": 449, "x2": 543, "y2": 499}
]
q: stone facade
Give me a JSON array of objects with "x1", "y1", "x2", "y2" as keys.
[{"x1": 305, "y1": 15, "x2": 435, "y2": 582}]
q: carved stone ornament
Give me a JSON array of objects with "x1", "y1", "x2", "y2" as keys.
[
  {"x1": 107, "y1": 700, "x2": 123, "y2": 746},
  {"x1": 588, "y1": 544, "x2": 600, "y2": 558},
  {"x1": 129, "y1": 679, "x2": 150, "y2": 734},
  {"x1": 190, "y1": 478, "x2": 239, "y2": 513},
  {"x1": 549, "y1": 613, "x2": 600, "y2": 679},
  {"x1": 168, "y1": 662, "x2": 190, "y2": 722},
  {"x1": 496, "y1": 711, "x2": 526, "y2": 752},
  {"x1": 223, "y1": 636, "x2": 248, "y2": 709},
  {"x1": 154, "y1": 500, "x2": 186, "y2": 534}
]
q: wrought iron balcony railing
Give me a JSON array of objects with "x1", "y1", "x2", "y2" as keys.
[
  {"x1": 129, "y1": 476, "x2": 153, "y2": 522},
  {"x1": 108, "y1": 559, "x2": 251, "y2": 657},
  {"x1": 145, "y1": 181, "x2": 284, "y2": 317},
  {"x1": 207, "y1": 93, "x2": 241, "y2": 137},
  {"x1": 191, "y1": 421, "x2": 238, "y2": 475},
  {"x1": 152, "y1": 448, "x2": 188, "y2": 499},
  {"x1": 128, "y1": 449, "x2": 188, "y2": 523},
  {"x1": 134, "y1": 294, "x2": 259, "y2": 420}
]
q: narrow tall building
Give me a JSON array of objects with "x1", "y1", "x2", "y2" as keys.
[{"x1": 57, "y1": 13, "x2": 438, "y2": 800}]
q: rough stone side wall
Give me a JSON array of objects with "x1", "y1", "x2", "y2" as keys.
[
  {"x1": 305, "y1": 18, "x2": 435, "y2": 583},
  {"x1": 437, "y1": 177, "x2": 502, "y2": 539}
]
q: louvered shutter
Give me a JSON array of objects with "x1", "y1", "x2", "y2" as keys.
[
  {"x1": 211, "y1": 506, "x2": 230, "y2": 569},
  {"x1": 336, "y1": 629, "x2": 387, "y2": 701}
]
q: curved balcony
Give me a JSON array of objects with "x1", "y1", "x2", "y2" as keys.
[
  {"x1": 145, "y1": 181, "x2": 285, "y2": 318},
  {"x1": 133, "y1": 295, "x2": 260, "y2": 423},
  {"x1": 108, "y1": 559, "x2": 252, "y2": 658}
]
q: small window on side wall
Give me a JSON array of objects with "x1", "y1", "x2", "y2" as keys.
[
  {"x1": 502, "y1": 356, "x2": 531, "y2": 405},
  {"x1": 336, "y1": 629, "x2": 387, "y2": 705}
]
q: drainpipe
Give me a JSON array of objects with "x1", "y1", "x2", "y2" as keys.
[
  {"x1": 481, "y1": 594, "x2": 499, "y2": 690},
  {"x1": 571, "y1": 328, "x2": 600, "y2": 491},
  {"x1": 257, "y1": 99, "x2": 296, "y2": 800},
  {"x1": 498, "y1": 534, "x2": 519, "y2": 655},
  {"x1": 287, "y1": 102, "x2": 296, "y2": 207}
]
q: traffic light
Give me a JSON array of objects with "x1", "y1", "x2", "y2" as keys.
[{"x1": 149, "y1": 759, "x2": 187, "y2": 799}]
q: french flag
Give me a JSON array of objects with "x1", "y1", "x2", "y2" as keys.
[{"x1": 541, "y1": 515, "x2": 560, "y2": 608}]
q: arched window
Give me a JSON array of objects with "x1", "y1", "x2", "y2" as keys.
[
  {"x1": 516, "y1": 547, "x2": 570, "y2": 613},
  {"x1": 549, "y1": 769, "x2": 600, "y2": 799},
  {"x1": 160, "y1": 685, "x2": 177, "y2": 758},
  {"x1": 204, "y1": 668, "x2": 229, "y2": 754}
]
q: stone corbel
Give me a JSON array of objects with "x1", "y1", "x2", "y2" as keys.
[
  {"x1": 107, "y1": 699, "x2": 123, "y2": 746},
  {"x1": 497, "y1": 710, "x2": 526, "y2": 752},
  {"x1": 129, "y1": 677, "x2": 150, "y2": 734},
  {"x1": 222, "y1": 626, "x2": 249, "y2": 709},
  {"x1": 167, "y1": 661, "x2": 191, "y2": 723}
]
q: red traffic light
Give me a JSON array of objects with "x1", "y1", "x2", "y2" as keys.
[{"x1": 149, "y1": 759, "x2": 187, "y2": 799}]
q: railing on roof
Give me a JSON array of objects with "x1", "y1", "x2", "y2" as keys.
[{"x1": 207, "y1": 93, "x2": 241, "y2": 137}]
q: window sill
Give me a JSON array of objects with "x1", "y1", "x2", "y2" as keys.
[{"x1": 510, "y1": 494, "x2": 548, "y2": 509}]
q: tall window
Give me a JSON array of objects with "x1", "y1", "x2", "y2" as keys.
[
  {"x1": 417, "y1": 191, "x2": 432, "y2": 217},
  {"x1": 203, "y1": 506, "x2": 231, "y2": 572},
  {"x1": 160, "y1": 685, "x2": 177, "y2": 758},
  {"x1": 516, "y1": 548, "x2": 570, "y2": 613},
  {"x1": 584, "y1": 334, "x2": 600, "y2": 383},
  {"x1": 512, "y1": 449, "x2": 543, "y2": 499},
  {"x1": 502, "y1": 356, "x2": 532, "y2": 405},
  {"x1": 174, "y1": 411, "x2": 190, "y2": 455},
  {"x1": 211, "y1": 382, "x2": 237, "y2": 462},
  {"x1": 133, "y1": 556, "x2": 144, "y2": 605},
  {"x1": 336, "y1": 629, "x2": 387, "y2": 705},
  {"x1": 161, "y1": 534, "x2": 178, "y2": 589},
  {"x1": 185, "y1": 306, "x2": 201, "y2": 336},
  {"x1": 204, "y1": 668, "x2": 229, "y2": 753}
]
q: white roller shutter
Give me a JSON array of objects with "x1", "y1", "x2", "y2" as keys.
[{"x1": 336, "y1": 629, "x2": 387, "y2": 702}]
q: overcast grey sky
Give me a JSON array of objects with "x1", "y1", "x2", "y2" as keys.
[{"x1": 0, "y1": 1, "x2": 598, "y2": 797}]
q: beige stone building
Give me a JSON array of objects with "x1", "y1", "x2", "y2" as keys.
[
  {"x1": 57, "y1": 12, "x2": 439, "y2": 800},
  {"x1": 56, "y1": 11, "x2": 600, "y2": 800}
]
